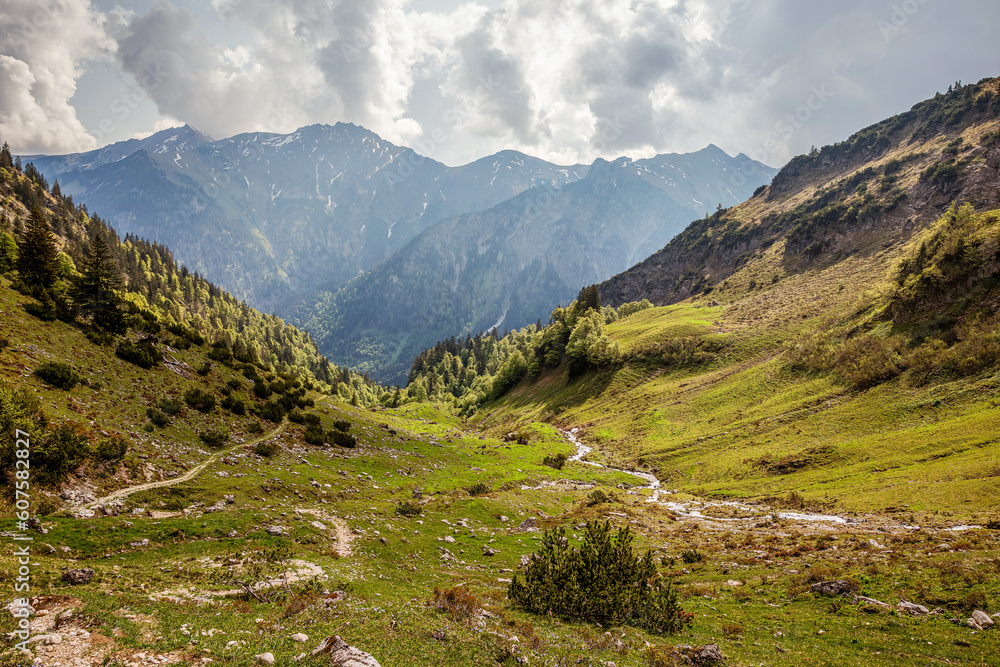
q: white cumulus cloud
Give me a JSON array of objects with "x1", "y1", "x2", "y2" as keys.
[{"x1": 0, "y1": 0, "x2": 117, "y2": 154}]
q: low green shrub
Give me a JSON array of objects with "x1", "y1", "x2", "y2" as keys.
[
  {"x1": 34, "y1": 361, "x2": 81, "y2": 390},
  {"x1": 467, "y1": 481, "x2": 491, "y2": 496},
  {"x1": 24, "y1": 293, "x2": 57, "y2": 321},
  {"x1": 586, "y1": 489, "x2": 610, "y2": 506},
  {"x1": 199, "y1": 429, "x2": 229, "y2": 449},
  {"x1": 542, "y1": 452, "x2": 567, "y2": 470},
  {"x1": 32, "y1": 423, "x2": 91, "y2": 487},
  {"x1": 255, "y1": 400, "x2": 285, "y2": 423},
  {"x1": 509, "y1": 521, "x2": 692, "y2": 634},
  {"x1": 303, "y1": 424, "x2": 326, "y2": 446},
  {"x1": 332, "y1": 419, "x2": 351, "y2": 432},
  {"x1": 221, "y1": 395, "x2": 246, "y2": 415},
  {"x1": 115, "y1": 340, "x2": 163, "y2": 369},
  {"x1": 146, "y1": 408, "x2": 170, "y2": 427},
  {"x1": 158, "y1": 397, "x2": 182, "y2": 415},
  {"x1": 395, "y1": 500, "x2": 422, "y2": 517},
  {"x1": 254, "y1": 441, "x2": 279, "y2": 457},
  {"x1": 95, "y1": 436, "x2": 128, "y2": 461},
  {"x1": 184, "y1": 388, "x2": 216, "y2": 413},
  {"x1": 681, "y1": 549, "x2": 705, "y2": 564},
  {"x1": 328, "y1": 429, "x2": 356, "y2": 448}
]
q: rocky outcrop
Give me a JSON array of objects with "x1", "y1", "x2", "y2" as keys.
[{"x1": 310, "y1": 635, "x2": 381, "y2": 666}]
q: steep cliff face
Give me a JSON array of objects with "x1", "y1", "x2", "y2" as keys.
[{"x1": 600, "y1": 78, "x2": 1000, "y2": 308}]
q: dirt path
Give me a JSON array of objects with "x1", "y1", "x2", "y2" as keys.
[
  {"x1": 299, "y1": 508, "x2": 354, "y2": 558},
  {"x1": 79, "y1": 420, "x2": 288, "y2": 511}
]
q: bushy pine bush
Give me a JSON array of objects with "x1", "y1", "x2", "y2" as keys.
[
  {"x1": 542, "y1": 452, "x2": 568, "y2": 470},
  {"x1": 509, "y1": 521, "x2": 691, "y2": 634},
  {"x1": 95, "y1": 436, "x2": 128, "y2": 461},
  {"x1": 255, "y1": 400, "x2": 285, "y2": 423},
  {"x1": 115, "y1": 340, "x2": 163, "y2": 369},
  {"x1": 199, "y1": 429, "x2": 229, "y2": 448},
  {"x1": 328, "y1": 429, "x2": 356, "y2": 448},
  {"x1": 254, "y1": 441, "x2": 279, "y2": 457},
  {"x1": 158, "y1": 397, "x2": 183, "y2": 415},
  {"x1": 146, "y1": 407, "x2": 170, "y2": 427},
  {"x1": 184, "y1": 388, "x2": 216, "y2": 413},
  {"x1": 467, "y1": 481, "x2": 491, "y2": 496},
  {"x1": 221, "y1": 395, "x2": 247, "y2": 415},
  {"x1": 303, "y1": 424, "x2": 326, "y2": 446},
  {"x1": 34, "y1": 361, "x2": 81, "y2": 390},
  {"x1": 33, "y1": 423, "x2": 91, "y2": 487}
]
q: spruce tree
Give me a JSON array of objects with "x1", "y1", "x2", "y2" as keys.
[
  {"x1": 17, "y1": 207, "x2": 59, "y2": 288},
  {"x1": 576, "y1": 284, "x2": 601, "y2": 313},
  {"x1": 73, "y1": 233, "x2": 125, "y2": 333},
  {"x1": 0, "y1": 142, "x2": 12, "y2": 170}
]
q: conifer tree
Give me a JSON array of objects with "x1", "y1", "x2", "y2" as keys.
[
  {"x1": 73, "y1": 233, "x2": 125, "y2": 333},
  {"x1": 0, "y1": 142, "x2": 12, "y2": 170},
  {"x1": 576, "y1": 284, "x2": 601, "y2": 313},
  {"x1": 17, "y1": 207, "x2": 59, "y2": 288}
]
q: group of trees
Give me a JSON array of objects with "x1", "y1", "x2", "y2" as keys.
[{"x1": 407, "y1": 286, "x2": 652, "y2": 414}]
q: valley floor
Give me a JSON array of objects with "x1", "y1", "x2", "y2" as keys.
[{"x1": 3, "y1": 401, "x2": 999, "y2": 667}]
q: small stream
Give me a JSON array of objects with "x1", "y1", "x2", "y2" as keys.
[
  {"x1": 558, "y1": 427, "x2": 979, "y2": 531},
  {"x1": 564, "y1": 427, "x2": 664, "y2": 501}
]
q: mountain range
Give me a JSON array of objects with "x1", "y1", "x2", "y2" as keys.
[{"x1": 28, "y1": 123, "x2": 776, "y2": 383}]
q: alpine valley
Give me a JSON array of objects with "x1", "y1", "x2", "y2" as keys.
[
  {"x1": 1, "y1": 77, "x2": 999, "y2": 667},
  {"x1": 28, "y1": 125, "x2": 776, "y2": 383}
]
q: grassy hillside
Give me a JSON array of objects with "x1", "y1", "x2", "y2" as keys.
[{"x1": 455, "y1": 79, "x2": 1000, "y2": 516}]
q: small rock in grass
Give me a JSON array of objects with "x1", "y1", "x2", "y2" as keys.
[
  {"x1": 968, "y1": 610, "x2": 994, "y2": 631},
  {"x1": 62, "y1": 568, "x2": 95, "y2": 585},
  {"x1": 898, "y1": 601, "x2": 929, "y2": 616},
  {"x1": 255, "y1": 652, "x2": 275, "y2": 665},
  {"x1": 291, "y1": 633, "x2": 309, "y2": 642},
  {"x1": 810, "y1": 580, "x2": 854, "y2": 597}
]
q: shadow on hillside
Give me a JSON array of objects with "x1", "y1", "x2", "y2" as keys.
[{"x1": 491, "y1": 366, "x2": 617, "y2": 421}]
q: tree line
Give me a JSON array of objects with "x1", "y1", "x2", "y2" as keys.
[{"x1": 407, "y1": 284, "x2": 652, "y2": 414}]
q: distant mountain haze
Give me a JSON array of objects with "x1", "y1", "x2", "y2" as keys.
[{"x1": 27, "y1": 124, "x2": 777, "y2": 382}]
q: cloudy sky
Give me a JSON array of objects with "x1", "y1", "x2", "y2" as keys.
[{"x1": 1, "y1": 0, "x2": 997, "y2": 167}]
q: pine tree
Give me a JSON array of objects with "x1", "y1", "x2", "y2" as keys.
[
  {"x1": 72, "y1": 233, "x2": 125, "y2": 333},
  {"x1": 576, "y1": 284, "x2": 601, "y2": 313},
  {"x1": 17, "y1": 207, "x2": 59, "y2": 288},
  {"x1": 0, "y1": 142, "x2": 12, "y2": 170}
]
